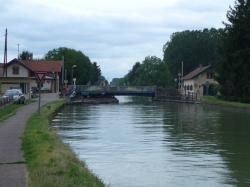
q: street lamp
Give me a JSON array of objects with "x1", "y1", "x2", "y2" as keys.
[{"x1": 71, "y1": 65, "x2": 77, "y2": 85}]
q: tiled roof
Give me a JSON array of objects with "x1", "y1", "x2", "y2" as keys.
[
  {"x1": 22, "y1": 60, "x2": 63, "y2": 73},
  {"x1": 183, "y1": 65, "x2": 211, "y2": 80}
]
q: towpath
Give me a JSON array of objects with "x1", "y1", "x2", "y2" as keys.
[{"x1": 0, "y1": 93, "x2": 59, "y2": 187}]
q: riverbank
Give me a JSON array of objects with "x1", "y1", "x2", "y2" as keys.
[
  {"x1": 22, "y1": 100, "x2": 105, "y2": 187},
  {"x1": 201, "y1": 96, "x2": 250, "y2": 109}
]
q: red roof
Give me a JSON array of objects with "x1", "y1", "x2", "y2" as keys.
[
  {"x1": 22, "y1": 60, "x2": 63, "y2": 73},
  {"x1": 183, "y1": 65, "x2": 211, "y2": 80}
]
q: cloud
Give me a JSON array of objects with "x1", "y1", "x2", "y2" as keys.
[{"x1": 0, "y1": 0, "x2": 235, "y2": 81}]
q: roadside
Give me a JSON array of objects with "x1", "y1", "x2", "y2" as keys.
[
  {"x1": 0, "y1": 103, "x2": 23, "y2": 122},
  {"x1": 22, "y1": 100, "x2": 105, "y2": 187},
  {"x1": 0, "y1": 100, "x2": 34, "y2": 122},
  {"x1": 0, "y1": 93, "x2": 59, "y2": 187},
  {"x1": 201, "y1": 96, "x2": 250, "y2": 109}
]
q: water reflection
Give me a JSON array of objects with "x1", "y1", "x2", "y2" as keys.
[{"x1": 52, "y1": 97, "x2": 250, "y2": 187}]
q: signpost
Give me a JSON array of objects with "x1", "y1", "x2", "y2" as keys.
[{"x1": 35, "y1": 71, "x2": 47, "y2": 114}]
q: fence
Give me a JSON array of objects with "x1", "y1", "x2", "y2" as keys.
[
  {"x1": 182, "y1": 92, "x2": 198, "y2": 101},
  {"x1": 0, "y1": 97, "x2": 13, "y2": 107}
]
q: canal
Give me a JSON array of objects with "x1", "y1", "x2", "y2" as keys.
[{"x1": 52, "y1": 97, "x2": 250, "y2": 187}]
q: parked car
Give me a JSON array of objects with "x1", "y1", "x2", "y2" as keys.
[
  {"x1": 41, "y1": 87, "x2": 50, "y2": 93},
  {"x1": 3, "y1": 89, "x2": 25, "y2": 104}
]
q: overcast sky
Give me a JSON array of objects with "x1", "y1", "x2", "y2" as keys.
[{"x1": 0, "y1": 0, "x2": 234, "y2": 81}]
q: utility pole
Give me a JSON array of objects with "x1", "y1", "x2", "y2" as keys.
[
  {"x1": 3, "y1": 28, "x2": 7, "y2": 77},
  {"x1": 17, "y1": 44, "x2": 20, "y2": 59}
]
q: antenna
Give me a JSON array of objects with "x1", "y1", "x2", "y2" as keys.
[{"x1": 3, "y1": 28, "x2": 7, "y2": 77}]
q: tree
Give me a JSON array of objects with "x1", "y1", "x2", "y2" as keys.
[
  {"x1": 89, "y1": 62, "x2": 101, "y2": 85},
  {"x1": 45, "y1": 47, "x2": 102, "y2": 85},
  {"x1": 163, "y1": 28, "x2": 223, "y2": 80},
  {"x1": 217, "y1": 0, "x2": 250, "y2": 102},
  {"x1": 19, "y1": 50, "x2": 33, "y2": 60},
  {"x1": 124, "y1": 56, "x2": 171, "y2": 87}
]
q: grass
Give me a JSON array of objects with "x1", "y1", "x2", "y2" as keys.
[
  {"x1": 22, "y1": 100, "x2": 105, "y2": 187},
  {"x1": 201, "y1": 96, "x2": 250, "y2": 109},
  {"x1": 0, "y1": 100, "x2": 33, "y2": 122}
]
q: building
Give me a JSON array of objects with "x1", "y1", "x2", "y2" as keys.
[
  {"x1": 182, "y1": 65, "x2": 218, "y2": 98},
  {"x1": 0, "y1": 58, "x2": 63, "y2": 94}
]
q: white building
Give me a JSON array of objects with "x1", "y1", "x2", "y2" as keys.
[{"x1": 182, "y1": 65, "x2": 218, "y2": 98}]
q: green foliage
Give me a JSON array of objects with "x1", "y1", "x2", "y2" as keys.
[
  {"x1": 208, "y1": 84, "x2": 220, "y2": 96},
  {"x1": 19, "y1": 50, "x2": 33, "y2": 60},
  {"x1": 0, "y1": 100, "x2": 32, "y2": 122},
  {"x1": 217, "y1": 0, "x2": 250, "y2": 102},
  {"x1": 202, "y1": 96, "x2": 250, "y2": 109},
  {"x1": 45, "y1": 47, "x2": 101, "y2": 85},
  {"x1": 163, "y1": 28, "x2": 224, "y2": 79},
  {"x1": 0, "y1": 103, "x2": 20, "y2": 121},
  {"x1": 110, "y1": 78, "x2": 126, "y2": 86},
  {"x1": 22, "y1": 101, "x2": 105, "y2": 187},
  {"x1": 120, "y1": 56, "x2": 171, "y2": 87}
]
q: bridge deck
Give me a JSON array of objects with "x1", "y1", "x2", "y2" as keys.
[{"x1": 72, "y1": 85, "x2": 156, "y2": 97}]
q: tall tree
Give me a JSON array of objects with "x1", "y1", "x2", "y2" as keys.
[
  {"x1": 163, "y1": 28, "x2": 223, "y2": 80},
  {"x1": 217, "y1": 0, "x2": 250, "y2": 102},
  {"x1": 89, "y1": 62, "x2": 101, "y2": 84},
  {"x1": 45, "y1": 47, "x2": 102, "y2": 85},
  {"x1": 19, "y1": 50, "x2": 33, "y2": 60}
]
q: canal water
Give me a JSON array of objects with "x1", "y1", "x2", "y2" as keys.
[{"x1": 52, "y1": 97, "x2": 250, "y2": 187}]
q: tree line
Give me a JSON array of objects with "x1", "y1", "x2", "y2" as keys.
[
  {"x1": 111, "y1": 56, "x2": 171, "y2": 87},
  {"x1": 112, "y1": 0, "x2": 250, "y2": 103},
  {"x1": 111, "y1": 29, "x2": 224, "y2": 88},
  {"x1": 19, "y1": 47, "x2": 103, "y2": 85}
]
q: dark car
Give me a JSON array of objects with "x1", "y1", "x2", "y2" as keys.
[{"x1": 3, "y1": 89, "x2": 25, "y2": 104}]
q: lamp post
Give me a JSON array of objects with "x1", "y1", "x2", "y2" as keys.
[{"x1": 71, "y1": 65, "x2": 77, "y2": 85}]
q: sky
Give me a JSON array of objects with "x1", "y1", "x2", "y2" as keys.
[{"x1": 0, "y1": 0, "x2": 235, "y2": 81}]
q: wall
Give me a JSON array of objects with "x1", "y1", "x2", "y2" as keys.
[
  {"x1": 7, "y1": 64, "x2": 29, "y2": 77},
  {"x1": 184, "y1": 71, "x2": 218, "y2": 98}
]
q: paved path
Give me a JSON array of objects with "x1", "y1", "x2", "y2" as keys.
[{"x1": 0, "y1": 93, "x2": 60, "y2": 187}]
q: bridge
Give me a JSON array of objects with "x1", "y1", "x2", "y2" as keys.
[{"x1": 69, "y1": 85, "x2": 156, "y2": 97}]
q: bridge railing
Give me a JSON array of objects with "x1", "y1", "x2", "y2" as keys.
[
  {"x1": 73, "y1": 85, "x2": 156, "y2": 93},
  {"x1": 107, "y1": 86, "x2": 156, "y2": 92}
]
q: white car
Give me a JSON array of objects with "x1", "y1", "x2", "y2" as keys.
[{"x1": 3, "y1": 89, "x2": 25, "y2": 104}]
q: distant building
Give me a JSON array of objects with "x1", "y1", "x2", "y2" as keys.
[
  {"x1": 0, "y1": 58, "x2": 63, "y2": 94},
  {"x1": 182, "y1": 65, "x2": 218, "y2": 98}
]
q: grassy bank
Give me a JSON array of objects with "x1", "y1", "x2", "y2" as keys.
[
  {"x1": 22, "y1": 100, "x2": 105, "y2": 187},
  {"x1": 201, "y1": 96, "x2": 250, "y2": 109},
  {"x1": 0, "y1": 100, "x2": 32, "y2": 122},
  {"x1": 0, "y1": 103, "x2": 20, "y2": 122}
]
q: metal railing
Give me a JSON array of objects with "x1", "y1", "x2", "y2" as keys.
[{"x1": 66, "y1": 85, "x2": 156, "y2": 95}]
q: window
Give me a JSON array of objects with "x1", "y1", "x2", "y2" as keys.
[
  {"x1": 207, "y1": 72, "x2": 213, "y2": 79},
  {"x1": 12, "y1": 66, "x2": 19, "y2": 75},
  {"x1": 190, "y1": 85, "x2": 193, "y2": 91}
]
